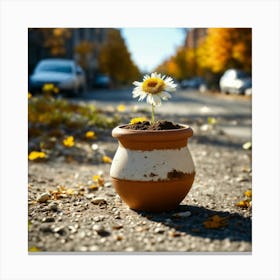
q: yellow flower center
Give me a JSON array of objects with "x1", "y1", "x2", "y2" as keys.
[{"x1": 142, "y1": 77, "x2": 165, "y2": 94}]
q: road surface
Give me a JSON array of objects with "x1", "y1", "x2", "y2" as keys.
[{"x1": 72, "y1": 88, "x2": 252, "y2": 140}]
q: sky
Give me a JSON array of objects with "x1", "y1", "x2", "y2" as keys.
[{"x1": 121, "y1": 28, "x2": 186, "y2": 73}]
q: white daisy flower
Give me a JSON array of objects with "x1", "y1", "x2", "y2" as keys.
[{"x1": 132, "y1": 72, "x2": 177, "y2": 107}]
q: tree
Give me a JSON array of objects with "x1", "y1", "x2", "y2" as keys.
[
  {"x1": 98, "y1": 29, "x2": 141, "y2": 85},
  {"x1": 196, "y1": 28, "x2": 252, "y2": 74}
]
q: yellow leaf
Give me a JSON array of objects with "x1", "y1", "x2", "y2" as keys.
[
  {"x1": 88, "y1": 184, "x2": 98, "y2": 191},
  {"x1": 130, "y1": 117, "x2": 148, "y2": 124},
  {"x1": 28, "y1": 92, "x2": 32, "y2": 99},
  {"x1": 29, "y1": 246, "x2": 42, "y2": 252},
  {"x1": 85, "y1": 131, "x2": 96, "y2": 139},
  {"x1": 207, "y1": 117, "x2": 217, "y2": 125},
  {"x1": 92, "y1": 175, "x2": 105, "y2": 186},
  {"x1": 102, "y1": 155, "x2": 112, "y2": 163},
  {"x1": 203, "y1": 215, "x2": 228, "y2": 229},
  {"x1": 63, "y1": 136, "x2": 75, "y2": 147},
  {"x1": 117, "y1": 104, "x2": 126, "y2": 112},
  {"x1": 28, "y1": 151, "x2": 46, "y2": 161},
  {"x1": 244, "y1": 190, "x2": 252, "y2": 198},
  {"x1": 236, "y1": 200, "x2": 251, "y2": 208},
  {"x1": 66, "y1": 188, "x2": 75, "y2": 195}
]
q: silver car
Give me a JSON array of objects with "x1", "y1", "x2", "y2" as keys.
[
  {"x1": 219, "y1": 69, "x2": 251, "y2": 95},
  {"x1": 29, "y1": 58, "x2": 86, "y2": 96}
]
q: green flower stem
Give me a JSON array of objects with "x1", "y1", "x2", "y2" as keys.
[{"x1": 151, "y1": 104, "x2": 155, "y2": 124}]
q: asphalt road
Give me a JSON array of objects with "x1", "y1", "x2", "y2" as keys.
[{"x1": 72, "y1": 88, "x2": 252, "y2": 140}]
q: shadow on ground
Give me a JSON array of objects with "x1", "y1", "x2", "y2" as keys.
[{"x1": 135, "y1": 205, "x2": 252, "y2": 242}]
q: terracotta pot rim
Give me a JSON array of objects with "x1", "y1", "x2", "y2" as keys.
[{"x1": 112, "y1": 123, "x2": 193, "y2": 137}]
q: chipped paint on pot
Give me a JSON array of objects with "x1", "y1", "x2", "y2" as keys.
[
  {"x1": 110, "y1": 124, "x2": 196, "y2": 212},
  {"x1": 110, "y1": 146, "x2": 195, "y2": 181}
]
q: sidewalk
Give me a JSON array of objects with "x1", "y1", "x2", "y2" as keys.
[{"x1": 28, "y1": 113, "x2": 252, "y2": 253}]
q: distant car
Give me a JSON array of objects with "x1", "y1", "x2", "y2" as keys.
[
  {"x1": 29, "y1": 58, "x2": 87, "y2": 96},
  {"x1": 180, "y1": 77, "x2": 207, "y2": 92},
  {"x1": 93, "y1": 74, "x2": 111, "y2": 88},
  {"x1": 219, "y1": 69, "x2": 251, "y2": 95}
]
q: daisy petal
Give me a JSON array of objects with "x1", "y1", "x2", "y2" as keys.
[
  {"x1": 159, "y1": 91, "x2": 172, "y2": 100},
  {"x1": 133, "y1": 81, "x2": 142, "y2": 86},
  {"x1": 152, "y1": 94, "x2": 162, "y2": 106}
]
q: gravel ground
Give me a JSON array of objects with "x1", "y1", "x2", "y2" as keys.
[{"x1": 28, "y1": 115, "x2": 252, "y2": 253}]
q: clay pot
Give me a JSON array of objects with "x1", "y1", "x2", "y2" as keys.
[{"x1": 110, "y1": 124, "x2": 195, "y2": 212}]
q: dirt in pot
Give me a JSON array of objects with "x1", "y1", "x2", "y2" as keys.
[{"x1": 123, "y1": 120, "x2": 182, "y2": 130}]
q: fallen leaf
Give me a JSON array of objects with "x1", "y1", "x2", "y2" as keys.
[
  {"x1": 102, "y1": 155, "x2": 112, "y2": 163},
  {"x1": 29, "y1": 246, "x2": 42, "y2": 252},
  {"x1": 236, "y1": 200, "x2": 251, "y2": 208},
  {"x1": 117, "y1": 104, "x2": 126, "y2": 112},
  {"x1": 28, "y1": 151, "x2": 46, "y2": 161},
  {"x1": 63, "y1": 136, "x2": 75, "y2": 147},
  {"x1": 203, "y1": 215, "x2": 228, "y2": 229},
  {"x1": 244, "y1": 190, "x2": 252, "y2": 198}
]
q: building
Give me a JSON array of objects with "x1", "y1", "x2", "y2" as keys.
[{"x1": 184, "y1": 28, "x2": 207, "y2": 49}]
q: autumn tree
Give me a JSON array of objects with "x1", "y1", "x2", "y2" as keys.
[
  {"x1": 98, "y1": 29, "x2": 141, "y2": 85},
  {"x1": 196, "y1": 28, "x2": 252, "y2": 74},
  {"x1": 40, "y1": 28, "x2": 72, "y2": 57}
]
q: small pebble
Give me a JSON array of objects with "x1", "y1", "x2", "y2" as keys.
[
  {"x1": 173, "y1": 211, "x2": 192, "y2": 218},
  {"x1": 37, "y1": 192, "x2": 51, "y2": 203},
  {"x1": 42, "y1": 217, "x2": 55, "y2": 223},
  {"x1": 93, "y1": 224, "x2": 110, "y2": 237},
  {"x1": 112, "y1": 224, "x2": 123, "y2": 230},
  {"x1": 154, "y1": 228, "x2": 165, "y2": 234},
  {"x1": 91, "y1": 197, "x2": 107, "y2": 205},
  {"x1": 48, "y1": 201, "x2": 59, "y2": 211}
]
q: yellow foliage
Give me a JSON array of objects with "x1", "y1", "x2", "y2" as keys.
[
  {"x1": 85, "y1": 131, "x2": 96, "y2": 139},
  {"x1": 196, "y1": 28, "x2": 251, "y2": 74},
  {"x1": 102, "y1": 155, "x2": 112, "y2": 164},
  {"x1": 28, "y1": 151, "x2": 46, "y2": 161},
  {"x1": 117, "y1": 104, "x2": 126, "y2": 112},
  {"x1": 63, "y1": 136, "x2": 75, "y2": 147}
]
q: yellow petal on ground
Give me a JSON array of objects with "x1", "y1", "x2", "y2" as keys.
[
  {"x1": 66, "y1": 188, "x2": 75, "y2": 195},
  {"x1": 130, "y1": 117, "x2": 148, "y2": 124},
  {"x1": 63, "y1": 136, "x2": 75, "y2": 147},
  {"x1": 236, "y1": 200, "x2": 251, "y2": 208},
  {"x1": 88, "y1": 184, "x2": 98, "y2": 191},
  {"x1": 29, "y1": 246, "x2": 42, "y2": 252},
  {"x1": 244, "y1": 190, "x2": 252, "y2": 198},
  {"x1": 28, "y1": 151, "x2": 46, "y2": 160},
  {"x1": 92, "y1": 174, "x2": 105, "y2": 186},
  {"x1": 102, "y1": 155, "x2": 112, "y2": 163},
  {"x1": 117, "y1": 104, "x2": 126, "y2": 112},
  {"x1": 203, "y1": 215, "x2": 228, "y2": 229},
  {"x1": 85, "y1": 131, "x2": 96, "y2": 139},
  {"x1": 207, "y1": 117, "x2": 217, "y2": 125}
]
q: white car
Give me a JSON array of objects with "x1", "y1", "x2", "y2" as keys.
[
  {"x1": 29, "y1": 58, "x2": 86, "y2": 96},
  {"x1": 219, "y1": 69, "x2": 252, "y2": 95}
]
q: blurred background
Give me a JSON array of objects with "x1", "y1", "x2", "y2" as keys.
[{"x1": 28, "y1": 28, "x2": 252, "y2": 95}]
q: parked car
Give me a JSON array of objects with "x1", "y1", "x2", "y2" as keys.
[
  {"x1": 180, "y1": 77, "x2": 207, "y2": 92},
  {"x1": 219, "y1": 69, "x2": 251, "y2": 95},
  {"x1": 92, "y1": 74, "x2": 112, "y2": 88},
  {"x1": 29, "y1": 58, "x2": 87, "y2": 96}
]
